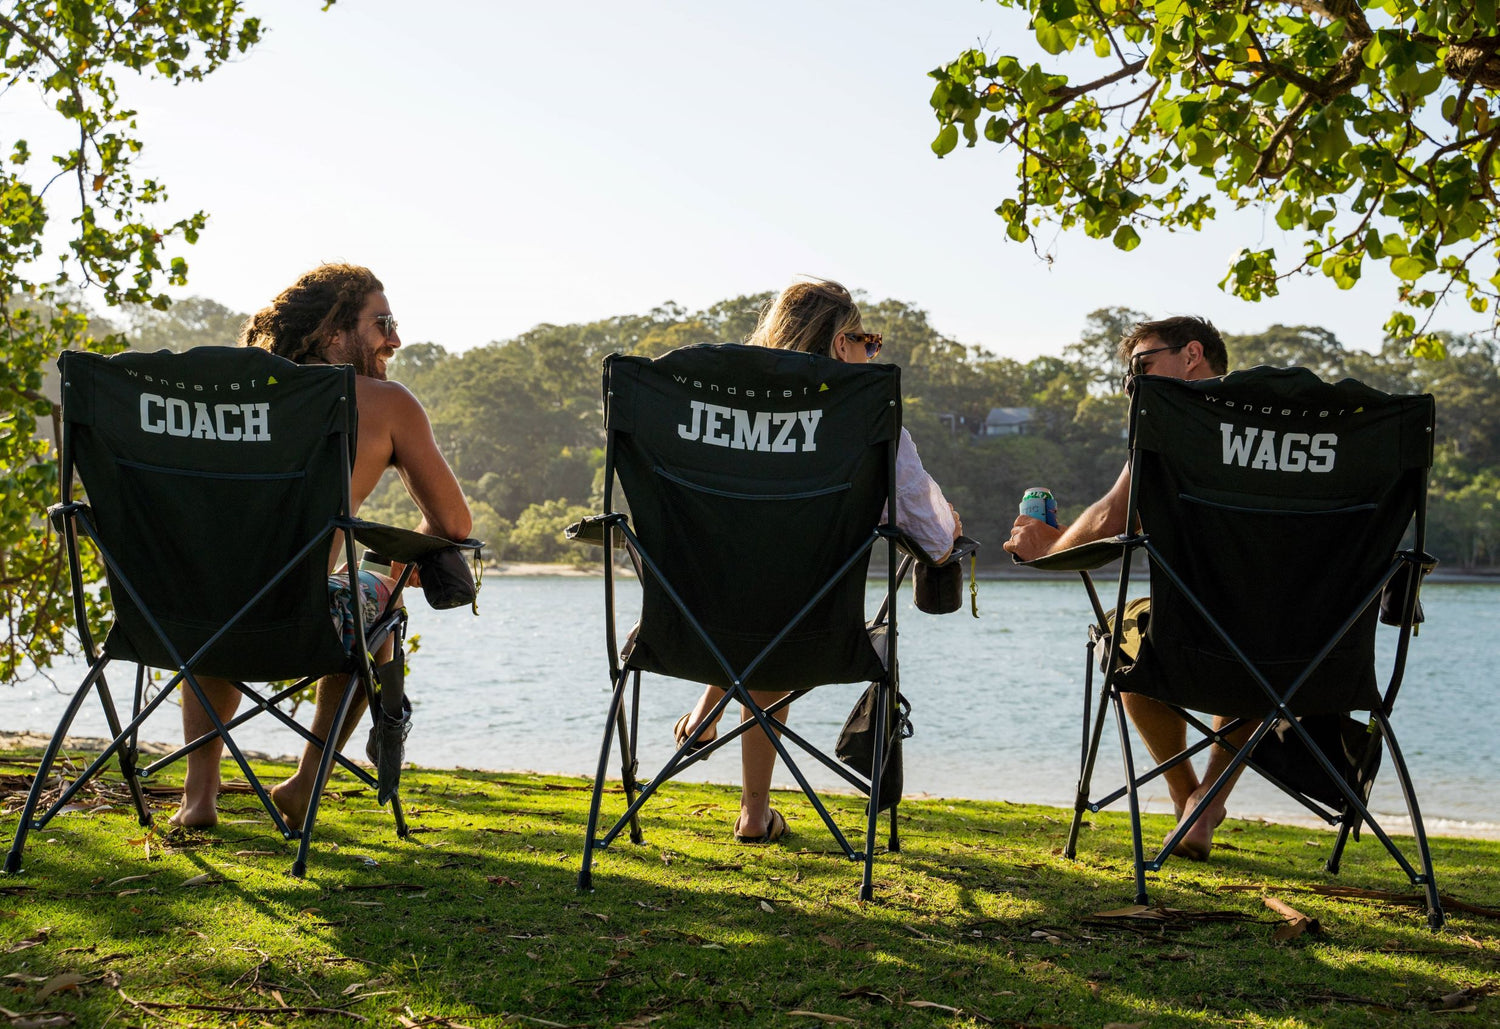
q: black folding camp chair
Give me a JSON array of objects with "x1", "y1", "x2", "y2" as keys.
[
  {"x1": 5, "y1": 347, "x2": 479, "y2": 877},
  {"x1": 1025, "y1": 367, "x2": 1444, "y2": 928},
  {"x1": 572, "y1": 343, "x2": 958, "y2": 900}
]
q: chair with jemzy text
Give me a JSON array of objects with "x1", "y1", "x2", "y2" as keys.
[{"x1": 571, "y1": 343, "x2": 967, "y2": 900}]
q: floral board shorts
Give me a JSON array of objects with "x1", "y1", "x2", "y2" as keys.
[{"x1": 327, "y1": 570, "x2": 393, "y2": 652}]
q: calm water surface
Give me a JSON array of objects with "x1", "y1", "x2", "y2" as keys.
[{"x1": 7, "y1": 579, "x2": 1497, "y2": 837}]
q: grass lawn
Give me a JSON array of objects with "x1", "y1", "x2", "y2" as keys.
[{"x1": 2, "y1": 748, "x2": 1497, "y2": 1028}]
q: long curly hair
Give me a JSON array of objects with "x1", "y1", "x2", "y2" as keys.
[
  {"x1": 748, "y1": 278, "x2": 865, "y2": 356},
  {"x1": 238, "y1": 264, "x2": 383, "y2": 365}
]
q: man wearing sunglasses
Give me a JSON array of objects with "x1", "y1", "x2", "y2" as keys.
[
  {"x1": 172, "y1": 263, "x2": 472, "y2": 829},
  {"x1": 1004, "y1": 315, "x2": 1237, "y2": 861}
]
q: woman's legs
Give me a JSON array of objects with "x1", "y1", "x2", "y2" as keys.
[{"x1": 735, "y1": 689, "x2": 788, "y2": 838}]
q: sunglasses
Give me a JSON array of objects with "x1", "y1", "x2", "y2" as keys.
[
  {"x1": 1121, "y1": 343, "x2": 1185, "y2": 394},
  {"x1": 373, "y1": 314, "x2": 399, "y2": 340},
  {"x1": 845, "y1": 331, "x2": 883, "y2": 359}
]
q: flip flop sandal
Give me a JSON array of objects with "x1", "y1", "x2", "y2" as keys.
[
  {"x1": 673, "y1": 711, "x2": 718, "y2": 753},
  {"x1": 733, "y1": 807, "x2": 787, "y2": 845}
]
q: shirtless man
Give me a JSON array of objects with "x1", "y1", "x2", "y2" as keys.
[
  {"x1": 1003, "y1": 315, "x2": 1248, "y2": 861},
  {"x1": 172, "y1": 264, "x2": 472, "y2": 828}
]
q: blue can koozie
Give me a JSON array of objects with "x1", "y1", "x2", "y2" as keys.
[{"x1": 1019, "y1": 487, "x2": 1058, "y2": 528}]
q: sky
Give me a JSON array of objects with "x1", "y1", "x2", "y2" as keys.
[{"x1": 11, "y1": 0, "x2": 1496, "y2": 359}]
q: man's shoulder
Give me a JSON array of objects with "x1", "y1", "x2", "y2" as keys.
[
  {"x1": 354, "y1": 376, "x2": 430, "y2": 429},
  {"x1": 354, "y1": 376, "x2": 422, "y2": 408}
]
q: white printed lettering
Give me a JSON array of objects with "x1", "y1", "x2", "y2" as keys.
[
  {"x1": 1308, "y1": 433, "x2": 1337, "y2": 472},
  {"x1": 677, "y1": 400, "x2": 704, "y2": 441},
  {"x1": 730, "y1": 409, "x2": 770, "y2": 451},
  {"x1": 141, "y1": 394, "x2": 166, "y2": 434},
  {"x1": 1279, "y1": 432, "x2": 1310, "y2": 472}
]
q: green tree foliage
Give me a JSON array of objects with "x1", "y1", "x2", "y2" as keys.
[
  {"x1": 385, "y1": 296, "x2": 1500, "y2": 572},
  {"x1": 125, "y1": 296, "x2": 247, "y2": 352},
  {"x1": 928, "y1": 0, "x2": 1500, "y2": 354},
  {"x1": 0, "y1": 2, "x2": 267, "y2": 683},
  {"x1": 509, "y1": 500, "x2": 594, "y2": 564}
]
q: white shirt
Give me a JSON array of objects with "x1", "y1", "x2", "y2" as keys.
[{"x1": 892, "y1": 427, "x2": 956, "y2": 561}]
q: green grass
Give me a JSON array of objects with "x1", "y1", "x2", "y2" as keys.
[{"x1": 2, "y1": 748, "x2": 1497, "y2": 1028}]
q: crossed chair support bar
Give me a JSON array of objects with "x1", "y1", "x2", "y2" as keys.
[
  {"x1": 578, "y1": 511, "x2": 906, "y2": 902},
  {"x1": 7, "y1": 504, "x2": 414, "y2": 880},
  {"x1": 1060, "y1": 538, "x2": 1442, "y2": 929}
]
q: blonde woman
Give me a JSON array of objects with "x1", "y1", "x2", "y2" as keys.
[{"x1": 675, "y1": 278, "x2": 962, "y2": 843}]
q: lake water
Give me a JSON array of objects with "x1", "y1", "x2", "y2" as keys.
[{"x1": 6, "y1": 578, "x2": 1497, "y2": 838}]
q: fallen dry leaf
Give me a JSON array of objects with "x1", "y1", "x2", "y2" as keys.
[
  {"x1": 4, "y1": 931, "x2": 49, "y2": 955},
  {"x1": 35, "y1": 973, "x2": 86, "y2": 1002},
  {"x1": 787, "y1": 1011, "x2": 857, "y2": 1024},
  {"x1": 907, "y1": 1000, "x2": 962, "y2": 1013},
  {"x1": 6, "y1": 1013, "x2": 75, "y2": 1029},
  {"x1": 1103, "y1": 1022, "x2": 1148, "y2": 1029}
]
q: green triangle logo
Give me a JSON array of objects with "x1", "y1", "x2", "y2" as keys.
[
  {"x1": 267, "y1": 375, "x2": 278, "y2": 385},
  {"x1": 819, "y1": 382, "x2": 829, "y2": 392}
]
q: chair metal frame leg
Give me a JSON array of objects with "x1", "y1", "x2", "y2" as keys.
[{"x1": 291, "y1": 670, "x2": 365, "y2": 878}]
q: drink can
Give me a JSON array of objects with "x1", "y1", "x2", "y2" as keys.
[{"x1": 1019, "y1": 486, "x2": 1058, "y2": 528}]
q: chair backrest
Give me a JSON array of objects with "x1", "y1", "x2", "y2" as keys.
[
  {"x1": 1126, "y1": 367, "x2": 1435, "y2": 716},
  {"x1": 604, "y1": 344, "x2": 899, "y2": 691},
  {"x1": 60, "y1": 347, "x2": 356, "y2": 680}
]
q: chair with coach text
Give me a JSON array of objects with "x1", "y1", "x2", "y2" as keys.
[
  {"x1": 1022, "y1": 366, "x2": 1445, "y2": 928},
  {"x1": 570, "y1": 343, "x2": 954, "y2": 900},
  {"x1": 4, "y1": 347, "x2": 480, "y2": 878}
]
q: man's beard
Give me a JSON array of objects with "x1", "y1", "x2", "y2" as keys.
[{"x1": 327, "y1": 339, "x2": 389, "y2": 379}]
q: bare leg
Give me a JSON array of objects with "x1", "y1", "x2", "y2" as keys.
[
  {"x1": 679, "y1": 685, "x2": 725, "y2": 743},
  {"x1": 271, "y1": 627, "x2": 395, "y2": 827},
  {"x1": 735, "y1": 690, "x2": 787, "y2": 839},
  {"x1": 172, "y1": 676, "x2": 242, "y2": 828},
  {"x1": 1121, "y1": 692, "x2": 1200, "y2": 813},
  {"x1": 1172, "y1": 716, "x2": 1255, "y2": 859}
]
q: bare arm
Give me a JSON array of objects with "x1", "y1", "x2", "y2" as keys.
[
  {"x1": 388, "y1": 385, "x2": 472, "y2": 542},
  {"x1": 1002, "y1": 461, "x2": 1133, "y2": 562}
]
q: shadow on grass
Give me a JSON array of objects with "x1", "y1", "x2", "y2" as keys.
[{"x1": 2, "y1": 752, "x2": 1497, "y2": 1028}]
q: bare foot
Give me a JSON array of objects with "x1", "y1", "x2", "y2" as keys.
[
  {"x1": 1165, "y1": 787, "x2": 1226, "y2": 861},
  {"x1": 270, "y1": 779, "x2": 310, "y2": 831},
  {"x1": 169, "y1": 795, "x2": 219, "y2": 829}
]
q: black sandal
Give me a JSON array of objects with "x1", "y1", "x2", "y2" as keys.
[
  {"x1": 733, "y1": 807, "x2": 787, "y2": 844},
  {"x1": 673, "y1": 711, "x2": 718, "y2": 753}
]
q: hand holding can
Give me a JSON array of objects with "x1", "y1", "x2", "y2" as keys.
[{"x1": 1019, "y1": 487, "x2": 1058, "y2": 528}]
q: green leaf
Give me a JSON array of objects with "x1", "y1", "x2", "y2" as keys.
[
  {"x1": 1112, "y1": 225, "x2": 1141, "y2": 251},
  {"x1": 932, "y1": 124, "x2": 959, "y2": 157},
  {"x1": 1390, "y1": 255, "x2": 1430, "y2": 280}
]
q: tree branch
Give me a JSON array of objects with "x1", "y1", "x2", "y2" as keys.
[{"x1": 1040, "y1": 58, "x2": 1147, "y2": 114}]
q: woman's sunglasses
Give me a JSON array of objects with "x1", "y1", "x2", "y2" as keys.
[{"x1": 846, "y1": 332, "x2": 883, "y2": 359}]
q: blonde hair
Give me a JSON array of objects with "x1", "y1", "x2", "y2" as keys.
[{"x1": 747, "y1": 278, "x2": 864, "y2": 356}]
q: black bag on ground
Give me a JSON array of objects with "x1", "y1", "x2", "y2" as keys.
[
  {"x1": 1250, "y1": 714, "x2": 1383, "y2": 809},
  {"x1": 836, "y1": 682, "x2": 912, "y2": 812},
  {"x1": 417, "y1": 542, "x2": 482, "y2": 611}
]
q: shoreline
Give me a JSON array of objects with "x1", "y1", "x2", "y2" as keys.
[
  {"x1": 493, "y1": 560, "x2": 1500, "y2": 584},
  {"x1": 6, "y1": 732, "x2": 1496, "y2": 841}
]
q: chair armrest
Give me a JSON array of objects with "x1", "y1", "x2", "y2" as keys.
[
  {"x1": 886, "y1": 529, "x2": 981, "y2": 567},
  {"x1": 345, "y1": 518, "x2": 483, "y2": 565},
  {"x1": 565, "y1": 513, "x2": 629, "y2": 548},
  {"x1": 1023, "y1": 536, "x2": 1131, "y2": 573}
]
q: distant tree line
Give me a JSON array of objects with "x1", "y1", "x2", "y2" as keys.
[{"x1": 123, "y1": 296, "x2": 1500, "y2": 571}]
